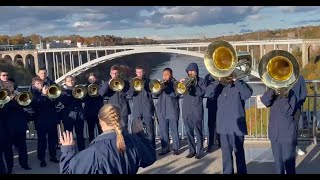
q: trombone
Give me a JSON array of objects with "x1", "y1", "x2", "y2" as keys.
[
  {"x1": 175, "y1": 76, "x2": 197, "y2": 95},
  {"x1": 0, "y1": 88, "x2": 11, "y2": 108},
  {"x1": 204, "y1": 40, "x2": 252, "y2": 81},
  {"x1": 72, "y1": 85, "x2": 88, "y2": 99},
  {"x1": 47, "y1": 84, "x2": 62, "y2": 99},
  {"x1": 87, "y1": 84, "x2": 100, "y2": 97},
  {"x1": 131, "y1": 77, "x2": 144, "y2": 92},
  {"x1": 258, "y1": 50, "x2": 299, "y2": 96},
  {"x1": 109, "y1": 77, "x2": 125, "y2": 92},
  {"x1": 149, "y1": 79, "x2": 167, "y2": 94}
]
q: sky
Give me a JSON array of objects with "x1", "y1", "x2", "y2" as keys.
[{"x1": 1, "y1": 6, "x2": 320, "y2": 40}]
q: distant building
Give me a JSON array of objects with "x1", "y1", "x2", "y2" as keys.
[
  {"x1": 63, "y1": 40, "x2": 72, "y2": 46},
  {"x1": 46, "y1": 42, "x2": 69, "y2": 49},
  {"x1": 76, "y1": 42, "x2": 82, "y2": 48}
]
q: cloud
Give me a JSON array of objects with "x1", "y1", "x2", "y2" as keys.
[
  {"x1": 278, "y1": 6, "x2": 320, "y2": 13},
  {"x1": 240, "y1": 29, "x2": 253, "y2": 33}
]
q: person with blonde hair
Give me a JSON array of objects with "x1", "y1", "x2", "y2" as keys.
[{"x1": 59, "y1": 104, "x2": 156, "y2": 174}]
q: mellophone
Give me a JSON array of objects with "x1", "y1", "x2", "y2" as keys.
[{"x1": 0, "y1": 40, "x2": 300, "y2": 107}]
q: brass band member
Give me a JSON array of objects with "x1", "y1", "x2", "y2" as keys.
[{"x1": 98, "y1": 65, "x2": 131, "y2": 132}]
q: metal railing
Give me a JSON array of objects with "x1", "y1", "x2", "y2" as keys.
[{"x1": 24, "y1": 80, "x2": 320, "y2": 143}]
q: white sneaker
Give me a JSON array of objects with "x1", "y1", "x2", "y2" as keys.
[{"x1": 297, "y1": 148, "x2": 306, "y2": 156}]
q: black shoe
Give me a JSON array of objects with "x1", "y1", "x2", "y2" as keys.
[
  {"x1": 50, "y1": 158, "x2": 59, "y2": 163},
  {"x1": 158, "y1": 150, "x2": 170, "y2": 156},
  {"x1": 186, "y1": 153, "x2": 195, "y2": 158},
  {"x1": 40, "y1": 161, "x2": 47, "y2": 167},
  {"x1": 206, "y1": 147, "x2": 215, "y2": 153},
  {"x1": 195, "y1": 154, "x2": 204, "y2": 159},
  {"x1": 173, "y1": 149, "x2": 179, "y2": 155},
  {"x1": 21, "y1": 165, "x2": 32, "y2": 170}
]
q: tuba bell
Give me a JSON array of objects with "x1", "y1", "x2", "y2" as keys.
[
  {"x1": 87, "y1": 84, "x2": 100, "y2": 97},
  {"x1": 204, "y1": 40, "x2": 252, "y2": 80},
  {"x1": 72, "y1": 85, "x2": 87, "y2": 99},
  {"x1": 109, "y1": 77, "x2": 125, "y2": 92},
  {"x1": 16, "y1": 92, "x2": 33, "y2": 106},
  {"x1": 131, "y1": 77, "x2": 144, "y2": 92},
  {"x1": 175, "y1": 76, "x2": 197, "y2": 95},
  {"x1": 149, "y1": 79, "x2": 167, "y2": 94},
  {"x1": 47, "y1": 84, "x2": 62, "y2": 99},
  {"x1": 258, "y1": 50, "x2": 299, "y2": 96},
  {"x1": 0, "y1": 88, "x2": 11, "y2": 108}
]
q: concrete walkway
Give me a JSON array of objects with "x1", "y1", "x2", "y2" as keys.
[{"x1": 10, "y1": 140, "x2": 320, "y2": 174}]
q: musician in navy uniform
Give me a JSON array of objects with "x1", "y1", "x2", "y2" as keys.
[
  {"x1": 38, "y1": 68, "x2": 55, "y2": 86},
  {"x1": 154, "y1": 68, "x2": 180, "y2": 155},
  {"x1": 59, "y1": 104, "x2": 156, "y2": 174},
  {"x1": 206, "y1": 73, "x2": 253, "y2": 174},
  {"x1": 84, "y1": 73, "x2": 103, "y2": 142},
  {"x1": 2, "y1": 80, "x2": 31, "y2": 173},
  {"x1": 60, "y1": 75, "x2": 86, "y2": 151},
  {"x1": 0, "y1": 78, "x2": 9, "y2": 174},
  {"x1": 30, "y1": 77, "x2": 60, "y2": 167},
  {"x1": 98, "y1": 65, "x2": 131, "y2": 132},
  {"x1": 127, "y1": 66, "x2": 156, "y2": 148},
  {"x1": 204, "y1": 74, "x2": 221, "y2": 153},
  {"x1": 261, "y1": 88, "x2": 298, "y2": 174}
]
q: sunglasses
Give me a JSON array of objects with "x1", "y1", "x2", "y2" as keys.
[{"x1": 1, "y1": 74, "x2": 8, "y2": 77}]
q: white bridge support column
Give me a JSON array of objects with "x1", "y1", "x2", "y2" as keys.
[
  {"x1": 96, "y1": 50, "x2": 98, "y2": 59},
  {"x1": 44, "y1": 52, "x2": 48, "y2": 71},
  {"x1": 53, "y1": 52, "x2": 56, "y2": 80}
]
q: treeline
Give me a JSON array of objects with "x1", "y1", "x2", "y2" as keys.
[{"x1": 0, "y1": 34, "x2": 158, "y2": 46}]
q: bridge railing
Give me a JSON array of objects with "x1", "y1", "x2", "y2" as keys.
[{"x1": 24, "y1": 80, "x2": 320, "y2": 143}]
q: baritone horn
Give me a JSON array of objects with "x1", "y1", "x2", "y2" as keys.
[
  {"x1": 88, "y1": 84, "x2": 100, "y2": 97},
  {"x1": 258, "y1": 50, "x2": 299, "y2": 96},
  {"x1": 131, "y1": 77, "x2": 144, "y2": 92},
  {"x1": 72, "y1": 85, "x2": 87, "y2": 99},
  {"x1": 149, "y1": 79, "x2": 166, "y2": 94},
  {"x1": 110, "y1": 77, "x2": 125, "y2": 92},
  {"x1": 204, "y1": 40, "x2": 252, "y2": 79},
  {"x1": 47, "y1": 84, "x2": 62, "y2": 99},
  {"x1": 175, "y1": 76, "x2": 197, "y2": 95},
  {"x1": 16, "y1": 92, "x2": 33, "y2": 106}
]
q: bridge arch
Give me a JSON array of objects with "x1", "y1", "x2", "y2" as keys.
[
  {"x1": 25, "y1": 54, "x2": 36, "y2": 75},
  {"x1": 14, "y1": 54, "x2": 24, "y2": 67},
  {"x1": 1, "y1": 55, "x2": 13, "y2": 65}
]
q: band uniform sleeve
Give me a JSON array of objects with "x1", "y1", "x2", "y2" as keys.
[
  {"x1": 134, "y1": 133, "x2": 157, "y2": 168},
  {"x1": 205, "y1": 80, "x2": 220, "y2": 99},
  {"x1": 280, "y1": 90, "x2": 297, "y2": 117},
  {"x1": 195, "y1": 79, "x2": 206, "y2": 97},
  {"x1": 261, "y1": 88, "x2": 276, "y2": 107},
  {"x1": 98, "y1": 81, "x2": 109, "y2": 97},
  {"x1": 234, "y1": 80, "x2": 253, "y2": 101}
]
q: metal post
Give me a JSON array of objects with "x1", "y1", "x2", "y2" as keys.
[
  {"x1": 247, "y1": 45, "x2": 249, "y2": 52},
  {"x1": 63, "y1": 54, "x2": 67, "y2": 73},
  {"x1": 198, "y1": 47, "x2": 200, "y2": 53},
  {"x1": 69, "y1": 52, "x2": 72, "y2": 70},
  {"x1": 53, "y1": 52, "x2": 56, "y2": 80},
  {"x1": 96, "y1": 50, "x2": 98, "y2": 59},
  {"x1": 273, "y1": 44, "x2": 276, "y2": 50},
  {"x1": 60, "y1": 52, "x2": 64, "y2": 74},
  {"x1": 287, "y1": 44, "x2": 290, "y2": 52},
  {"x1": 313, "y1": 82, "x2": 318, "y2": 145},
  {"x1": 55, "y1": 54, "x2": 59, "y2": 78},
  {"x1": 87, "y1": 50, "x2": 90, "y2": 61},
  {"x1": 105, "y1": 50, "x2": 107, "y2": 56},
  {"x1": 44, "y1": 52, "x2": 48, "y2": 71},
  {"x1": 259, "y1": 44, "x2": 263, "y2": 59},
  {"x1": 71, "y1": 53, "x2": 74, "y2": 69}
]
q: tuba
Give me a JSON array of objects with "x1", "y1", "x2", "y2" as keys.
[
  {"x1": 87, "y1": 84, "x2": 100, "y2": 97},
  {"x1": 149, "y1": 79, "x2": 167, "y2": 94},
  {"x1": 204, "y1": 40, "x2": 252, "y2": 81},
  {"x1": 109, "y1": 77, "x2": 125, "y2": 92},
  {"x1": 47, "y1": 84, "x2": 62, "y2": 99},
  {"x1": 258, "y1": 50, "x2": 299, "y2": 96},
  {"x1": 72, "y1": 85, "x2": 87, "y2": 99},
  {"x1": 175, "y1": 76, "x2": 197, "y2": 95},
  {"x1": 0, "y1": 88, "x2": 11, "y2": 108},
  {"x1": 16, "y1": 92, "x2": 33, "y2": 106},
  {"x1": 131, "y1": 77, "x2": 144, "y2": 92}
]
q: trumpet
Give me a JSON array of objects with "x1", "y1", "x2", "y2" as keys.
[
  {"x1": 88, "y1": 84, "x2": 100, "y2": 97},
  {"x1": 149, "y1": 79, "x2": 167, "y2": 94},
  {"x1": 110, "y1": 77, "x2": 125, "y2": 92},
  {"x1": 131, "y1": 77, "x2": 144, "y2": 92},
  {"x1": 47, "y1": 84, "x2": 62, "y2": 99},
  {"x1": 72, "y1": 85, "x2": 87, "y2": 99},
  {"x1": 0, "y1": 88, "x2": 11, "y2": 108},
  {"x1": 258, "y1": 50, "x2": 299, "y2": 96},
  {"x1": 175, "y1": 76, "x2": 197, "y2": 95},
  {"x1": 204, "y1": 40, "x2": 252, "y2": 81},
  {"x1": 16, "y1": 92, "x2": 33, "y2": 106}
]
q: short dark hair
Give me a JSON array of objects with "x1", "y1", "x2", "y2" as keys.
[
  {"x1": 163, "y1": 68, "x2": 172, "y2": 74},
  {"x1": 135, "y1": 65, "x2": 144, "y2": 70},
  {"x1": 32, "y1": 77, "x2": 43, "y2": 85},
  {"x1": 0, "y1": 70, "x2": 8, "y2": 74},
  {"x1": 88, "y1": 72, "x2": 96, "y2": 78},
  {"x1": 65, "y1": 75, "x2": 74, "y2": 81},
  {"x1": 38, "y1": 68, "x2": 47, "y2": 72},
  {"x1": 110, "y1": 65, "x2": 120, "y2": 71}
]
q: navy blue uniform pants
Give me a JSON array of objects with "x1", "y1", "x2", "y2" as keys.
[
  {"x1": 207, "y1": 111, "x2": 220, "y2": 148},
  {"x1": 136, "y1": 117, "x2": 155, "y2": 149},
  {"x1": 184, "y1": 118, "x2": 204, "y2": 155},
  {"x1": 158, "y1": 118, "x2": 180, "y2": 151},
  {"x1": 37, "y1": 125, "x2": 58, "y2": 161},
  {"x1": 271, "y1": 141, "x2": 296, "y2": 174},
  {"x1": 63, "y1": 119, "x2": 85, "y2": 151},
  {"x1": 0, "y1": 147, "x2": 6, "y2": 174},
  {"x1": 5, "y1": 131, "x2": 28, "y2": 170},
  {"x1": 220, "y1": 134, "x2": 247, "y2": 174},
  {"x1": 86, "y1": 116, "x2": 102, "y2": 142}
]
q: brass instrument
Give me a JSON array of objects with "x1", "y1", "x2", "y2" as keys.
[
  {"x1": 72, "y1": 85, "x2": 87, "y2": 99},
  {"x1": 16, "y1": 92, "x2": 33, "y2": 106},
  {"x1": 175, "y1": 76, "x2": 197, "y2": 95},
  {"x1": 131, "y1": 77, "x2": 144, "y2": 92},
  {"x1": 109, "y1": 77, "x2": 125, "y2": 92},
  {"x1": 0, "y1": 88, "x2": 11, "y2": 108},
  {"x1": 149, "y1": 79, "x2": 167, "y2": 94},
  {"x1": 258, "y1": 50, "x2": 299, "y2": 96},
  {"x1": 47, "y1": 84, "x2": 62, "y2": 99},
  {"x1": 204, "y1": 40, "x2": 252, "y2": 80},
  {"x1": 87, "y1": 84, "x2": 100, "y2": 97}
]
